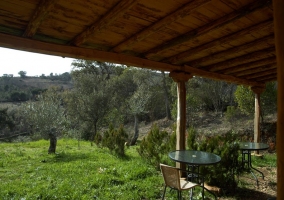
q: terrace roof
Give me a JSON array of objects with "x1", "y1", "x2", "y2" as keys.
[
  {"x1": 0, "y1": 0, "x2": 276, "y2": 87},
  {"x1": 0, "y1": 1, "x2": 283, "y2": 198}
]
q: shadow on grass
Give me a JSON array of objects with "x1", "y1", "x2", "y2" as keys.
[
  {"x1": 222, "y1": 187, "x2": 276, "y2": 200},
  {"x1": 40, "y1": 152, "x2": 92, "y2": 163},
  {"x1": 42, "y1": 150, "x2": 133, "y2": 163}
]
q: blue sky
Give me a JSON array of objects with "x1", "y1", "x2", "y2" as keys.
[{"x1": 0, "y1": 47, "x2": 75, "y2": 77}]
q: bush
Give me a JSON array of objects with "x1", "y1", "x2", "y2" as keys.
[
  {"x1": 187, "y1": 125, "x2": 198, "y2": 150},
  {"x1": 100, "y1": 125, "x2": 128, "y2": 156},
  {"x1": 138, "y1": 125, "x2": 241, "y2": 192},
  {"x1": 0, "y1": 108, "x2": 14, "y2": 130},
  {"x1": 187, "y1": 128, "x2": 241, "y2": 193},
  {"x1": 10, "y1": 91, "x2": 29, "y2": 101},
  {"x1": 137, "y1": 124, "x2": 175, "y2": 169}
]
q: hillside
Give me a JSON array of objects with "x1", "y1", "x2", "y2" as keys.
[
  {"x1": 135, "y1": 112, "x2": 277, "y2": 150},
  {"x1": 2, "y1": 76, "x2": 73, "y2": 90},
  {"x1": 0, "y1": 76, "x2": 73, "y2": 102},
  {"x1": 133, "y1": 112, "x2": 277, "y2": 199}
]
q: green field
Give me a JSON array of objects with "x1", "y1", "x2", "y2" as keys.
[
  {"x1": 0, "y1": 139, "x2": 164, "y2": 200},
  {"x1": 0, "y1": 139, "x2": 277, "y2": 200}
]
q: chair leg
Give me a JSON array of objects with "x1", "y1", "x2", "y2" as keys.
[
  {"x1": 189, "y1": 188, "x2": 193, "y2": 200},
  {"x1": 178, "y1": 191, "x2": 182, "y2": 200},
  {"x1": 161, "y1": 186, "x2": 167, "y2": 200}
]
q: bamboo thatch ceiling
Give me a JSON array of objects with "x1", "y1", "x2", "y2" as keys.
[{"x1": 0, "y1": 0, "x2": 276, "y2": 87}]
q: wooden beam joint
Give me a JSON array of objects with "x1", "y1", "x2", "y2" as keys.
[
  {"x1": 251, "y1": 85, "x2": 265, "y2": 94},
  {"x1": 71, "y1": 0, "x2": 138, "y2": 46},
  {"x1": 169, "y1": 71, "x2": 193, "y2": 82},
  {"x1": 23, "y1": 0, "x2": 57, "y2": 38}
]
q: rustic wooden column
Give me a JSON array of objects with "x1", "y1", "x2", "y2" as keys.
[
  {"x1": 251, "y1": 86, "x2": 265, "y2": 154},
  {"x1": 273, "y1": 0, "x2": 284, "y2": 198},
  {"x1": 169, "y1": 71, "x2": 192, "y2": 169}
]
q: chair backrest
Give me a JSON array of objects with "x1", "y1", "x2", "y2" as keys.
[{"x1": 160, "y1": 164, "x2": 181, "y2": 190}]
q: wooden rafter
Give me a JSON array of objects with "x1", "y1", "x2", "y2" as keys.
[
  {"x1": 183, "y1": 64, "x2": 264, "y2": 87},
  {"x1": 111, "y1": 0, "x2": 210, "y2": 53},
  {"x1": 186, "y1": 35, "x2": 275, "y2": 68},
  {"x1": 205, "y1": 47, "x2": 275, "y2": 72},
  {"x1": 260, "y1": 77, "x2": 277, "y2": 82},
  {"x1": 240, "y1": 68, "x2": 277, "y2": 79},
  {"x1": 71, "y1": 0, "x2": 138, "y2": 46},
  {"x1": 0, "y1": 33, "x2": 264, "y2": 87},
  {"x1": 235, "y1": 63, "x2": 276, "y2": 77},
  {"x1": 253, "y1": 73, "x2": 277, "y2": 82},
  {"x1": 23, "y1": 0, "x2": 57, "y2": 38},
  {"x1": 167, "y1": 20, "x2": 274, "y2": 64},
  {"x1": 221, "y1": 57, "x2": 276, "y2": 74},
  {"x1": 144, "y1": 0, "x2": 272, "y2": 60}
]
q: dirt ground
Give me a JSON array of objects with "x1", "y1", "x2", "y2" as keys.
[
  {"x1": 132, "y1": 112, "x2": 277, "y2": 200},
  {"x1": 217, "y1": 159, "x2": 277, "y2": 200}
]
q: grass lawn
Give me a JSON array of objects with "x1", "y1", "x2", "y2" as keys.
[
  {"x1": 0, "y1": 139, "x2": 277, "y2": 200},
  {"x1": 0, "y1": 139, "x2": 165, "y2": 200}
]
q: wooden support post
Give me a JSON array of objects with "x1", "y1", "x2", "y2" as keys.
[
  {"x1": 251, "y1": 86, "x2": 265, "y2": 155},
  {"x1": 169, "y1": 71, "x2": 192, "y2": 169},
  {"x1": 273, "y1": 0, "x2": 284, "y2": 198}
]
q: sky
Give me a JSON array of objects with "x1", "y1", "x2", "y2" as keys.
[{"x1": 0, "y1": 47, "x2": 75, "y2": 77}]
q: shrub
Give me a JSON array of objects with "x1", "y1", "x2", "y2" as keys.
[
  {"x1": 137, "y1": 124, "x2": 175, "y2": 169},
  {"x1": 0, "y1": 108, "x2": 15, "y2": 131},
  {"x1": 187, "y1": 128, "x2": 241, "y2": 193},
  {"x1": 186, "y1": 125, "x2": 198, "y2": 150},
  {"x1": 100, "y1": 125, "x2": 128, "y2": 156},
  {"x1": 138, "y1": 125, "x2": 241, "y2": 192},
  {"x1": 10, "y1": 91, "x2": 29, "y2": 101}
]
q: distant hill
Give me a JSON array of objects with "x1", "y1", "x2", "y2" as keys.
[
  {"x1": 8, "y1": 77, "x2": 73, "y2": 90},
  {"x1": 0, "y1": 76, "x2": 73, "y2": 102}
]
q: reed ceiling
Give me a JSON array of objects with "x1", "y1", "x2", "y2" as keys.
[{"x1": 0, "y1": 0, "x2": 276, "y2": 87}]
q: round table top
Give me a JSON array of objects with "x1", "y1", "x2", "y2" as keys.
[
  {"x1": 168, "y1": 150, "x2": 221, "y2": 166},
  {"x1": 239, "y1": 142, "x2": 269, "y2": 151}
]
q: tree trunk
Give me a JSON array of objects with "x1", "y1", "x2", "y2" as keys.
[
  {"x1": 130, "y1": 114, "x2": 139, "y2": 145},
  {"x1": 161, "y1": 71, "x2": 172, "y2": 120},
  {"x1": 89, "y1": 121, "x2": 97, "y2": 144},
  {"x1": 48, "y1": 131, "x2": 57, "y2": 154}
]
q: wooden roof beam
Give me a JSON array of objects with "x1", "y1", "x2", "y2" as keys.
[
  {"x1": 186, "y1": 35, "x2": 275, "y2": 68},
  {"x1": 241, "y1": 68, "x2": 277, "y2": 79},
  {"x1": 71, "y1": 0, "x2": 138, "y2": 46},
  {"x1": 144, "y1": 0, "x2": 272, "y2": 60},
  {"x1": 23, "y1": 0, "x2": 57, "y2": 38},
  {"x1": 0, "y1": 33, "x2": 264, "y2": 87},
  {"x1": 235, "y1": 63, "x2": 276, "y2": 77},
  {"x1": 258, "y1": 77, "x2": 277, "y2": 83},
  {"x1": 205, "y1": 47, "x2": 275, "y2": 72},
  {"x1": 166, "y1": 20, "x2": 274, "y2": 65},
  {"x1": 219, "y1": 57, "x2": 276, "y2": 74},
  {"x1": 183, "y1": 64, "x2": 264, "y2": 87},
  {"x1": 253, "y1": 73, "x2": 277, "y2": 82},
  {"x1": 111, "y1": 0, "x2": 210, "y2": 53}
]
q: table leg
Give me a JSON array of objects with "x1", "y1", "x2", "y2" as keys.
[
  {"x1": 242, "y1": 150, "x2": 265, "y2": 186},
  {"x1": 187, "y1": 165, "x2": 217, "y2": 200}
]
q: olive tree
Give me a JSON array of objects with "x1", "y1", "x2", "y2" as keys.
[
  {"x1": 66, "y1": 60, "x2": 115, "y2": 141},
  {"x1": 235, "y1": 82, "x2": 277, "y2": 117},
  {"x1": 0, "y1": 108, "x2": 14, "y2": 131},
  {"x1": 234, "y1": 85, "x2": 255, "y2": 115},
  {"x1": 18, "y1": 71, "x2": 27, "y2": 78},
  {"x1": 110, "y1": 67, "x2": 162, "y2": 145},
  {"x1": 21, "y1": 87, "x2": 66, "y2": 153}
]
